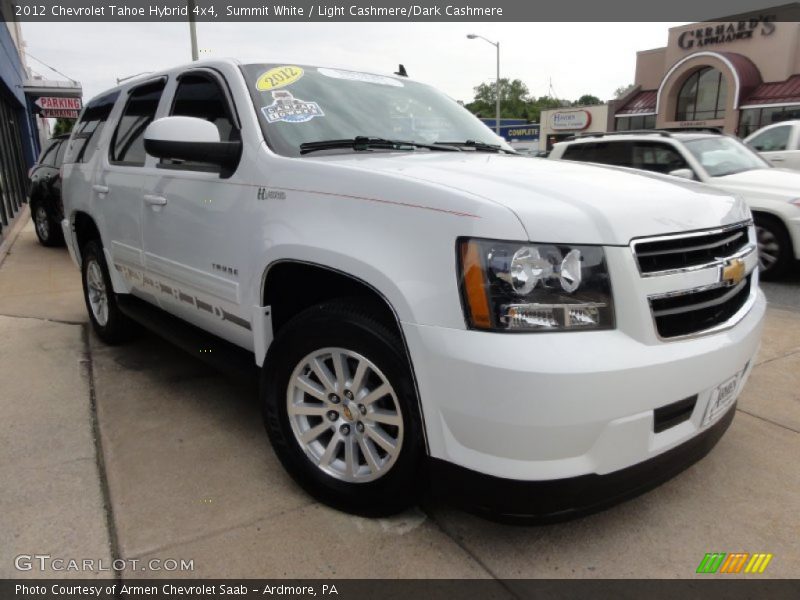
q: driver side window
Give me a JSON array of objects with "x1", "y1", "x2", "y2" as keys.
[
  {"x1": 748, "y1": 126, "x2": 790, "y2": 152},
  {"x1": 160, "y1": 73, "x2": 239, "y2": 172}
]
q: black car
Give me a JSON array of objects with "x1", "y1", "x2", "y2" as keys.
[{"x1": 28, "y1": 134, "x2": 69, "y2": 247}]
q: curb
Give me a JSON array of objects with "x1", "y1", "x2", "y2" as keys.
[{"x1": 0, "y1": 203, "x2": 31, "y2": 268}]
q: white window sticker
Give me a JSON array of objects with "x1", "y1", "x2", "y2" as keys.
[
  {"x1": 318, "y1": 67, "x2": 404, "y2": 87},
  {"x1": 262, "y1": 90, "x2": 324, "y2": 124}
]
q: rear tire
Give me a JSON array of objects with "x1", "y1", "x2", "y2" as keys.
[
  {"x1": 81, "y1": 240, "x2": 133, "y2": 344},
  {"x1": 262, "y1": 298, "x2": 425, "y2": 516},
  {"x1": 31, "y1": 201, "x2": 65, "y2": 247},
  {"x1": 754, "y1": 214, "x2": 792, "y2": 280}
]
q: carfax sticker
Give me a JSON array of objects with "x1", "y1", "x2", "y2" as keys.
[
  {"x1": 262, "y1": 90, "x2": 324, "y2": 124},
  {"x1": 318, "y1": 67, "x2": 404, "y2": 87},
  {"x1": 255, "y1": 65, "x2": 304, "y2": 91}
]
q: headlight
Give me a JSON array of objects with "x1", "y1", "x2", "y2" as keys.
[{"x1": 458, "y1": 238, "x2": 614, "y2": 332}]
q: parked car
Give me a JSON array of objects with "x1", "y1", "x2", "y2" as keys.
[
  {"x1": 745, "y1": 120, "x2": 800, "y2": 170},
  {"x1": 549, "y1": 131, "x2": 800, "y2": 279},
  {"x1": 28, "y1": 133, "x2": 69, "y2": 247},
  {"x1": 62, "y1": 60, "x2": 764, "y2": 521}
]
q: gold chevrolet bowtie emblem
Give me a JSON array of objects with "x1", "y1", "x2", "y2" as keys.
[{"x1": 721, "y1": 258, "x2": 746, "y2": 286}]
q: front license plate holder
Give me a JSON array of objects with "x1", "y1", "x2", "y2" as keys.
[{"x1": 703, "y1": 368, "x2": 745, "y2": 427}]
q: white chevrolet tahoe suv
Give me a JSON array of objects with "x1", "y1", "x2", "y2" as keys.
[{"x1": 62, "y1": 60, "x2": 765, "y2": 521}]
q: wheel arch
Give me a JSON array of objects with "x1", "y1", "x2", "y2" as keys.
[
  {"x1": 260, "y1": 258, "x2": 429, "y2": 453},
  {"x1": 751, "y1": 209, "x2": 798, "y2": 259}
]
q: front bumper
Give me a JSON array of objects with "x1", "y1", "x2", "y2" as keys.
[
  {"x1": 429, "y1": 405, "x2": 735, "y2": 523},
  {"x1": 402, "y1": 288, "x2": 765, "y2": 486}
]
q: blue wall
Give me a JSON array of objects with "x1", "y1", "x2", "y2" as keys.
[{"x1": 0, "y1": 23, "x2": 40, "y2": 166}]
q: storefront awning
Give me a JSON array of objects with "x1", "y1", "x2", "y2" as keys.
[
  {"x1": 616, "y1": 90, "x2": 657, "y2": 116},
  {"x1": 742, "y1": 75, "x2": 800, "y2": 107}
]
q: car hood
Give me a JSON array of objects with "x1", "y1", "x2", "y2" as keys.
[
  {"x1": 712, "y1": 168, "x2": 800, "y2": 201},
  {"x1": 311, "y1": 153, "x2": 749, "y2": 245}
]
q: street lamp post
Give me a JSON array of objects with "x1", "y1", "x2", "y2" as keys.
[{"x1": 467, "y1": 33, "x2": 500, "y2": 135}]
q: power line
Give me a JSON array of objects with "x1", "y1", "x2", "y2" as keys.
[{"x1": 24, "y1": 52, "x2": 79, "y2": 84}]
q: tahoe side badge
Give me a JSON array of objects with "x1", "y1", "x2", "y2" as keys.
[{"x1": 262, "y1": 90, "x2": 324, "y2": 124}]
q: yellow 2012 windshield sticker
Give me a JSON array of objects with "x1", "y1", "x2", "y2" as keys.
[{"x1": 256, "y1": 66, "x2": 304, "y2": 91}]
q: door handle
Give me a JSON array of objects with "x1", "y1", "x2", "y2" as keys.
[
  {"x1": 770, "y1": 157, "x2": 785, "y2": 162},
  {"x1": 92, "y1": 184, "x2": 109, "y2": 194},
  {"x1": 143, "y1": 194, "x2": 167, "y2": 206}
]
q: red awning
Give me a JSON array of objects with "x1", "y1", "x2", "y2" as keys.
[
  {"x1": 616, "y1": 90, "x2": 657, "y2": 115},
  {"x1": 743, "y1": 75, "x2": 800, "y2": 107}
]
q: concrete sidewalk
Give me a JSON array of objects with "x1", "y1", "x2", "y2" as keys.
[
  {"x1": 0, "y1": 217, "x2": 112, "y2": 579},
  {"x1": 1, "y1": 218, "x2": 798, "y2": 580}
]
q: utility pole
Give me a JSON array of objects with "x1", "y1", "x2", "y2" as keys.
[{"x1": 187, "y1": 0, "x2": 199, "y2": 61}]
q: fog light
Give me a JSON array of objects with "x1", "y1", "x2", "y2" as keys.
[
  {"x1": 501, "y1": 305, "x2": 559, "y2": 329},
  {"x1": 566, "y1": 305, "x2": 600, "y2": 327}
]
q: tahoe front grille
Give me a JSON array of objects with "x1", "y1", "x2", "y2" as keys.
[
  {"x1": 633, "y1": 223, "x2": 750, "y2": 275},
  {"x1": 650, "y1": 275, "x2": 752, "y2": 339}
]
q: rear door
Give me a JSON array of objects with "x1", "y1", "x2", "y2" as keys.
[{"x1": 100, "y1": 78, "x2": 167, "y2": 293}]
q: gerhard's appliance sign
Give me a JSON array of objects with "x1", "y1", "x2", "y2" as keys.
[{"x1": 678, "y1": 17, "x2": 776, "y2": 50}]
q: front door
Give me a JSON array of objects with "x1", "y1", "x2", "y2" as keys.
[{"x1": 141, "y1": 69, "x2": 253, "y2": 348}]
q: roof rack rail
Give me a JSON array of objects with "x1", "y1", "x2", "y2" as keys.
[
  {"x1": 563, "y1": 127, "x2": 724, "y2": 142},
  {"x1": 565, "y1": 130, "x2": 672, "y2": 141}
]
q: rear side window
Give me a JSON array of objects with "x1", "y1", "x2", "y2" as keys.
[
  {"x1": 54, "y1": 141, "x2": 68, "y2": 167},
  {"x1": 563, "y1": 141, "x2": 634, "y2": 167},
  {"x1": 64, "y1": 91, "x2": 119, "y2": 164},
  {"x1": 37, "y1": 141, "x2": 59, "y2": 166},
  {"x1": 110, "y1": 80, "x2": 166, "y2": 166}
]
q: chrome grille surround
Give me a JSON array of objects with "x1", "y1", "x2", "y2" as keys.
[{"x1": 631, "y1": 221, "x2": 759, "y2": 341}]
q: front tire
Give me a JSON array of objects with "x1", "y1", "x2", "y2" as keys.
[
  {"x1": 262, "y1": 299, "x2": 425, "y2": 516},
  {"x1": 31, "y1": 201, "x2": 65, "y2": 247},
  {"x1": 81, "y1": 240, "x2": 133, "y2": 344},
  {"x1": 754, "y1": 214, "x2": 792, "y2": 280}
]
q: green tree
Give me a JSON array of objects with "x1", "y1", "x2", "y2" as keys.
[
  {"x1": 613, "y1": 84, "x2": 635, "y2": 99},
  {"x1": 52, "y1": 118, "x2": 74, "y2": 136},
  {"x1": 575, "y1": 94, "x2": 601, "y2": 106},
  {"x1": 466, "y1": 78, "x2": 534, "y2": 120}
]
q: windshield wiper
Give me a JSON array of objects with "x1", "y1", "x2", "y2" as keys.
[
  {"x1": 299, "y1": 136, "x2": 460, "y2": 155},
  {"x1": 434, "y1": 139, "x2": 517, "y2": 154}
]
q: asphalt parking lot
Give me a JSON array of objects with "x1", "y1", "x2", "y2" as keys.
[{"x1": 1, "y1": 212, "x2": 798, "y2": 581}]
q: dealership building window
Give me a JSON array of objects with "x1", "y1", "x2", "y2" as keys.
[
  {"x1": 615, "y1": 114, "x2": 656, "y2": 131},
  {"x1": 676, "y1": 67, "x2": 727, "y2": 121},
  {"x1": 738, "y1": 105, "x2": 800, "y2": 138}
]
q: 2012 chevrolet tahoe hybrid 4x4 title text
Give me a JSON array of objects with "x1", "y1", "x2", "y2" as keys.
[{"x1": 61, "y1": 60, "x2": 765, "y2": 521}]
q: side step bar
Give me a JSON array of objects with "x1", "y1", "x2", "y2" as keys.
[{"x1": 117, "y1": 294, "x2": 259, "y2": 386}]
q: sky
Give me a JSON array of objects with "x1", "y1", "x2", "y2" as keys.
[{"x1": 20, "y1": 21, "x2": 686, "y2": 105}]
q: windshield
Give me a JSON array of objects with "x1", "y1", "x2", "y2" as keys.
[
  {"x1": 683, "y1": 136, "x2": 770, "y2": 177},
  {"x1": 241, "y1": 63, "x2": 510, "y2": 157}
]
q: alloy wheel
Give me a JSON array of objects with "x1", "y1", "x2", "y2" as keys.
[
  {"x1": 756, "y1": 225, "x2": 780, "y2": 272},
  {"x1": 34, "y1": 205, "x2": 50, "y2": 241},
  {"x1": 286, "y1": 347, "x2": 404, "y2": 483},
  {"x1": 86, "y1": 259, "x2": 109, "y2": 326}
]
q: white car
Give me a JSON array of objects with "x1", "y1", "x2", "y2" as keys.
[
  {"x1": 745, "y1": 120, "x2": 800, "y2": 171},
  {"x1": 549, "y1": 131, "x2": 800, "y2": 278},
  {"x1": 61, "y1": 60, "x2": 764, "y2": 521}
]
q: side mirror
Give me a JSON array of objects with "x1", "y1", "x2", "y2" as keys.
[
  {"x1": 668, "y1": 168, "x2": 696, "y2": 180},
  {"x1": 144, "y1": 116, "x2": 242, "y2": 173}
]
